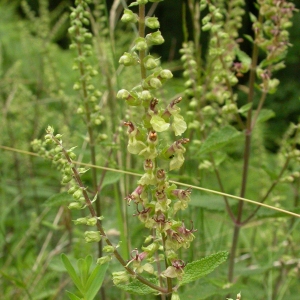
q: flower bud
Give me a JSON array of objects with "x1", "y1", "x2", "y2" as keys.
[
  {"x1": 73, "y1": 217, "x2": 89, "y2": 225},
  {"x1": 149, "y1": 77, "x2": 162, "y2": 89},
  {"x1": 84, "y1": 231, "x2": 101, "y2": 243},
  {"x1": 103, "y1": 245, "x2": 115, "y2": 253},
  {"x1": 143, "y1": 55, "x2": 159, "y2": 70},
  {"x1": 68, "y1": 202, "x2": 84, "y2": 210},
  {"x1": 140, "y1": 90, "x2": 153, "y2": 101},
  {"x1": 145, "y1": 16, "x2": 160, "y2": 29},
  {"x1": 145, "y1": 30, "x2": 164, "y2": 45},
  {"x1": 97, "y1": 255, "x2": 112, "y2": 265},
  {"x1": 121, "y1": 9, "x2": 138, "y2": 23},
  {"x1": 159, "y1": 69, "x2": 173, "y2": 79},
  {"x1": 119, "y1": 52, "x2": 138, "y2": 66},
  {"x1": 135, "y1": 37, "x2": 148, "y2": 51}
]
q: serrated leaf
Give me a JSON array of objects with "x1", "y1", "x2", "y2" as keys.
[
  {"x1": 199, "y1": 126, "x2": 241, "y2": 155},
  {"x1": 85, "y1": 263, "x2": 108, "y2": 300},
  {"x1": 238, "y1": 103, "x2": 252, "y2": 114},
  {"x1": 180, "y1": 251, "x2": 228, "y2": 286},
  {"x1": 43, "y1": 192, "x2": 73, "y2": 207},
  {"x1": 116, "y1": 278, "x2": 159, "y2": 295},
  {"x1": 61, "y1": 254, "x2": 84, "y2": 293},
  {"x1": 66, "y1": 291, "x2": 82, "y2": 300},
  {"x1": 101, "y1": 171, "x2": 122, "y2": 188}
]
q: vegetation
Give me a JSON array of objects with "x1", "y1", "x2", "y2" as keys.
[{"x1": 1, "y1": 0, "x2": 299, "y2": 299}]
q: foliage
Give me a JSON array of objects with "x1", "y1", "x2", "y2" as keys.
[{"x1": 0, "y1": 0, "x2": 300, "y2": 299}]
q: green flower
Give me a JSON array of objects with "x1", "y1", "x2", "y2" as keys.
[
  {"x1": 84, "y1": 231, "x2": 101, "y2": 243},
  {"x1": 150, "y1": 114, "x2": 170, "y2": 132}
]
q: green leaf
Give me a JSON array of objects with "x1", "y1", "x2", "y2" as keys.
[
  {"x1": 101, "y1": 171, "x2": 123, "y2": 188},
  {"x1": 180, "y1": 251, "x2": 228, "y2": 286},
  {"x1": 61, "y1": 254, "x2": 84, "y2": 293},
  {"x1": 0, "y1": 271, "x2": 26, "y2": 288},
  {"x1": 238, "y1": 103, "x2": 253, "y2": 114},
  {"x1": 249, "y1": 12, "x2": 257, "y2": 23},
  {"x1": 198, "y1": 126, "x2": 241, "y2": 155},
  {"x1": 235, "y1": 49, "x2": 251, "y2": 66},
  {"x1": 116, "y1": 278, "x2": 159, "y2": 295},
  {"x1": 190, "y1": 191, "x2": 236, "y2": 211},
  {"x1": 77, "y1": 256, "x2": 92, "y2": 286},
  {"x1": 43, "y1": 192, "x2": 73, "y2": 207},
  {"x1": 256, "y1": 109, "x2": 275, "y2": 123},
  {"x1": 243, "y1": 34, "x2": 253, "y2": 43},
  {"x1": 85, "y1": 262, "x2": 108, "y2": 300},
  {"x1": 66, "y1": 291, "x2": 82, "y2": 300}
]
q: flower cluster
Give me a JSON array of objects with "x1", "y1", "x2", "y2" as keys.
[
  {"x1": 31, "y1": 126, "x2": 103, "y2": 243},
  {"x1": 254, "y1": 0, "x2": 296, "y2": 94},
  {"x1": 117, "y1": 0, "x2": 194, "y2": 285},
  {"x1": 68, "y1": 0, "x2": 105, "y2": 127}
]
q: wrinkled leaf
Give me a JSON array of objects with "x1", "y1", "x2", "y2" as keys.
[
  {"x1": 180, "y1": 251, "x2": 228, "y2": 286},
  {"x1": 199, "y1": 126, "x2": 241, "y2": 155},
  {"x1": 116, "y1": 278, "x2": 159, "y2": 295},
  {"x1": 44, "y1": 192, "x2": 73, "y2": 207}
]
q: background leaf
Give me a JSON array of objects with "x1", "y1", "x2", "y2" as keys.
[
  {"x1": 85, "y1": 262, "x2": 109, "y2": 300},
  {"x1": 43, "y1": 192, "x2": 73, "y2": 207},
  {"x1": 180, "y1": 251, "x2": 228, "y2": 286},
  {"x1": 198, "y1": 126, "x2": 241, "y2": 155},
  {"x1": 101, "y1": 171, "x2": 123, "y2": 188},
  {"x1": 115, "y1": 278, "x2": 159, "y2": 295},
  {"x1": 61, "y1": 254, "x2": 84, "y2": 294}
]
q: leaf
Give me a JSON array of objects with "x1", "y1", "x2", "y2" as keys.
[
  {"x1": 243, "y1": 34, "x2": 253, "y2": 43},
  {"x1": 101, "y1": 171, "x2": 122, "y2": 188},
  {"x1": 235, "y1": 49, "x2": 251, "y2": 66},
  {"x1": 238, "y1": 103, "x2": 253, "y2": 114},
  {"x1": 61, "y1": 254, "x2": 84, "y2": 293},
  {"x1": 85, "y1": 262, "x2": 109, "y2": 300},
  {"x1": 249, "y1": 12, "x2": 257, "y2": 23},
  {"x1": 0, "y1": 271, "x2": 26, "y2": 288},
  {"x1": 180, "y1": 251, "x2": 228, "y2": 286},
  {"x1": 116, "y1": 278, "x2": 159, "y2": 295},
  {"x1": 256, "y1": 109, "x2": 275, "y2": 123},
  {"x1": 190, "y1": 191, "x2": 236, "y2": 212},
  {"x1": 198, "y1": 126, "x2": 241, "y2": 155},
  {"x1": 66, "y1": 291, "x2": 82, "y2": 300},
  {"x1": 43, "y1": 192, "x2": 73, "y2": 207}
]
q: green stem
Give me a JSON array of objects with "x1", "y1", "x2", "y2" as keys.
[{"x1": 138, "y1": 4, "x2": 146, "y2": 79}]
